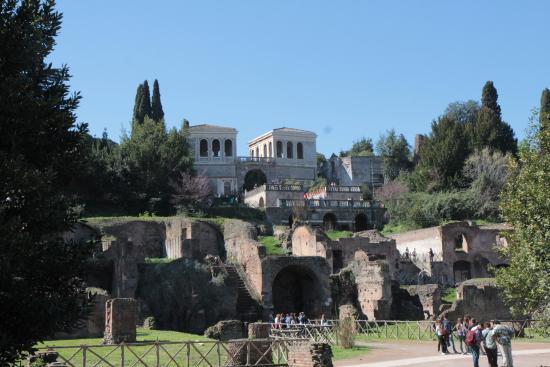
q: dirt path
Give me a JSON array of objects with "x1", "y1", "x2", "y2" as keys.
[{"x1": 335, "y1": 340, "x2": 550, "y2": 367}]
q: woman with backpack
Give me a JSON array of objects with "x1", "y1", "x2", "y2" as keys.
[{"x1": 466, "y1": 319, "x2": 483, "y2": 367}]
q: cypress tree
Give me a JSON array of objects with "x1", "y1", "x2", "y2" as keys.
[
  {"x1": 151, "y1": 79, "x2": 164, "y2": 122},
  {"x1": 132, "y1": 83, "x2": 143, "y2": 128},
  {"x1": 540, "y1": 88, "x2": 550, "y2": 133},
  {"x1": 137, "y1": 80, "x2": 151, "y2": 123},
  {"x1": 481, "y1": 81, "x2": 501, "y2": 117}
]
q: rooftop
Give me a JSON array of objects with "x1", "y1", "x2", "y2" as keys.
[{"x1": 189, "y1": 124, "x2": 237, "y2": 133}]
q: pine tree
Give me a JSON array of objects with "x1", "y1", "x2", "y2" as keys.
[
  {"x1": 0, "y1": 1, "x2": 92, "y2": 363},
  {"x1": 481, "y1": 80, "x2": 501, "y2": 117},
  {"x1": 151, "y1": 79, "x2": 164, "y2": 122}
]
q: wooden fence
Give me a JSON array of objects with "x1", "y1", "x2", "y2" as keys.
[{"x1": 32, "y1": 339, "x2": 297, "y2": 367}]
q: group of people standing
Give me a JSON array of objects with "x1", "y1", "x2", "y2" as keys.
[
  {"x1": 271, "y1": 312, "x2": 308, "y2": 328},
  {"x1": 434, "y1": 314, "x2": 515, "y2": 367}
]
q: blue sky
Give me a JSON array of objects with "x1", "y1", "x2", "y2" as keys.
[{"x1": 51, "y1": 0, "x2": 550, "y2": 156}]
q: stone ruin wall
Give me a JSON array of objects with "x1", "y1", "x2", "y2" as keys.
[
  {"x1": 164, "y1": 218, "x2": 223, "y2": 260},
  {"x1": 350, "y1": 251, "x2": 392, "y2": 320},
  {"x1": 223, "y1": 219, "x2": 265, "y2": 299},
  {"x1": 403, "y1": 284, "x2": 442, "y2": 318}
]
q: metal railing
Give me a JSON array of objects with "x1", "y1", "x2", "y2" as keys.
[
  {"x1": 237, "y1": 156, "x2": 276, "y2": 164},
  {"x1": 278, "y1": 199, "x2": 383, "y2": 209},
  {"x1": 32, "y1": 339, "x2": 296, "y2": 367},
  {"x1": 268, "y1": 320, "x2": 549, "y2": 344}
]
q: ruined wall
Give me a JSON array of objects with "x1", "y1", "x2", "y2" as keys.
[
  {"x1": 350, "y1": 251, "x2": 392, "y2": 320},
  {"x1": 403, "y1": 284, "x2": 442, "y2": 318},
  {"x1": 443, "y1": 279, "x2": 513, "y2": 322},
  {"x1": 223, "y1": 219, "x2": 265, "y2": 298},
  {"x1": 291, "y1": 226, "x2": 328, "y2": 258},
  {"x1": 164, "y1": 218, "x2": 224, "y2": 260}
]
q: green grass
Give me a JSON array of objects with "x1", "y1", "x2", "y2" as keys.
[
  {"x1": 258, "y1": 236, "x2": 287, "y2": 255},
  {"x1": 380, "y1": 222, "x2": 419, "y2": 236},
  {"x1": 143, "y1": 257, "x2": 175, "y2": 264},
  {"x1": 34, "y1": 329, "x2": 227, "y2": 366},
  {"x1": 326, "y1": 230, "x2": 353, "y2": 240},
  {"x1": 331, "y1": 344, "x2": 369, "y2": 360},
  {"x1": 441, "y1": 287, "x2": 457, "y2": 303}
]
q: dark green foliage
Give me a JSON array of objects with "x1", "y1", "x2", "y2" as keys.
[
  {"x1": 443, "y1": 100, "x2": 480, "y2": 125},
  {"x1": 541, "y1": 88, "x2": 550, "y2": 135},
  {"x1": 481, "y1": 81, "x2": 501, "y2": 116},
  {"x1": 132, "y1": 83, "x2": 144, "y2": 127},
  {"x1": 136, "y1": 260, "x2": 235, "y2": 333},
  {"x1": 414, "y1": 116, "x2": 470, "y2": 191},
  {"x1": 496, "y1": 101, "x2": 550, "y2": 320},
  {"x1": 375, "y1": 129, "x2": 412, "y2": 180},
  {"x1": 385, "y1": 191, "x2": 477, "y2": 228},
  {"x1": 151, "y1": 79, "x2": 164, "y2": 122},
  {"x1": 340, "y1": 137, "x2": 374, "y2": 157},
  {"x1": 469, "y1": 81, "x2": 517, "y2": 155},
  {"x1": 134, "y1": 80, "x2": 151, "y2": 125},
  {"x1": 0, "y1": 1, "x2": 92, "y2": 363},
  {"x1": 243, "y1": 169, "x2": 267, "y2": 191}
]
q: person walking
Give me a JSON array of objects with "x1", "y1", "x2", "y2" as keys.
[
  {"x1": 482, "y1": 322, "x2": 498, "y2": 367},
  {"x1": 442, "y1": 314, "x2": 457, "y2": 353},
  {"x1": 466, "y1": 319, "x2": 482, "y2": 367},
  {"x1": 493, "y1": 321, "x2": 514, "y2": 367},
  {"x1": 436, "y1": 318, "x2": 448, "y2": 355},
  {"x1": 455, "y1": 318, "x2": 467, "y2": 354}
]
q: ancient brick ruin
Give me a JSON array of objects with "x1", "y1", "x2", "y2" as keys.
[{"x1": 103, "y1": 298, "x2": 137, "y2": 344}]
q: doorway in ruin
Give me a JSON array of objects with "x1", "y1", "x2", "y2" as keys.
[
  {"x1": 243, "y1": 169, "x2": 267, "y2": 192},
  {"x1": 272, "y1": 265, "x2": 323, "y2": 316},
  {"x1": 354, "y1": 213, "x2": 369, "y2": 232},
  {"x1": 323, "y1": 213, "x2": 337, "y2": 232},
  {"x1": 288, "y1": 215, "x2": 294, "y2": 228},
  {"x1": 332, "y1": 250, "x2": 343, "y2": 273},
  {"x1": 453, "y1": 260, "x2": 471, "y2": 284}
]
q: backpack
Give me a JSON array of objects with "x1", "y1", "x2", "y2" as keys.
[{"x1": 465, "y1": 329, "x2": 477, "y2": 346}]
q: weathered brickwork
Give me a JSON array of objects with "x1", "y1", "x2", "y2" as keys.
[
  {"x1": 103, "y1": 298, "x2": 137, "y2": 344},
  {"x1": 287, "y1": 342, "x2": 333, "y2": 367}
]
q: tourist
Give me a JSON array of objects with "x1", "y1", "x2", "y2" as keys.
[
  {"x1": 466, "y1": 318, "x2": 482, "y2": 367},
  {"x1": 482, "y1": 322, "x2": 498, "y2": 367},
  {"x1": 435, "y1": 318, "x2": 448, "y2": 355},
  {"x1": 298, "y1": 312, "x2": 307, "y2": 325},
  {"x1": 274, "y1": 314, "x2": 281, "y2": 329},
  {"x1": 428, "y1": 248, "x2": 434, "y2": 262},
  {"x1": 404, "y1": 247, "x2": 410, "y2": 260},
  {"x1": 320, "y1": 314, "x2": 328, "y2": 326},
  {"x1": 493, "y1": 321, "x2": 514, "y2": 367},
  {"x1": 455, "y1": 317, "x2": 467, "y2": 354},
  {"x1": 442, "y1": 314, "x2": 457, "y2": 353}
]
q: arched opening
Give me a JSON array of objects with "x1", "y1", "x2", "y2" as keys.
[
  {"x1": 243, "y1": 169, "x2": 267, "y2": 191},
  {"x1": 212, "y1": 139, "x2": 221, "y2": 157},
  {"x1": 272, "y1": 265, "x2": 323, "y2": 316},
  {"x1": 354, "y1": 213, "x2": 369, "y2": 232},
  {"x1": 323, "y1": 213, "x2": 337, "y2": 232},
  {"x1": 287, "y1": 142, "x2": 293, "y2": 159},
  {"x1": 288, "y1": 215, "x2": 294, "y2": 228},
  {"x1": 263, "y1": 144, "x2": 267, "y2": 157},
  {"x1": 473, "y1": 256, "x2": 490, "y2": 277},
  {"x1": 259, "y1": 197, "x2": 265, "y2": 208},
  {"x1": 255, "y1": 147, "x2": 259, "y2": 158},
  {"x1": 454, "y1": 233, "x2": 468, "y2": 252},
  {"x1": 200, "y1": 139, "x2": 209, "y2": 157},
  {"x1": 297, "y1": 142, "x2": 304, "y2": 159},
  {"x1": 225, "y1": 140, "x2": 233, "y2": 157},
  {"x1": 276, "y1": 141, "x2": 283, "y2": 158},
  {"x1": 250, "y1": 149, "x2": 254, "y2": 157},
  {"x1": 453, "y1": 260, "x2": 471, "y2": 284},
  {"x1": 223, "y1": 181, "x2": 232, "y2": 196},
  {"x1": 269, "y1": 142, "x2": 273, "y2": 157}
]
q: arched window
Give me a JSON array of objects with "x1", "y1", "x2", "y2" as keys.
[
  {"x1": 250, "y1": 149, "x2": 254, "y2": 157},
  {"x1": 212, "y1": 139, "x2": 220, "y2": 157},
  {"x1": 255, "y1": 147, "x2": 259, "y2": 158},
  {"x1": 200, "y1": 139, "x2": 208, "y2": 157},
  {"x1": 297, "y1": 142, "x2": 304, "y2": 159},
  {"x1": 287, "y1": 142, "x2": 293, "y2": 159},
  {"x1": 224, "y1": 140, "x2": 233, "y2": 157},
  {"x1": 269, "y1": 142, "x2": 273, "y2": 157},
  {"x1": 223, "y1": 181, "x2": 232, "y2": 196},
  {"x1": 276, "y1": 141, "x2": 283, "y2": 158},
  {"x1": 263, "y1": 144, "x2": 267, "y2": 157}
]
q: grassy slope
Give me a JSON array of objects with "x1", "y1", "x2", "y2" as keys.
[
  {"x1": 441, "y1": 287, "x2": 457, "y2": 303},
  {"x1": 325, "y1": 230, "x2": 353, "y2": 240},
  {"x1": 257, "y1": 236, "x2": 287, "y2": 255},
  {"x1": 331, "y1": 345, "x2": 369, "y2": 360}
]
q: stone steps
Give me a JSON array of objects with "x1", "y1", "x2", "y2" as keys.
[{"x1": 224, "y1": 265, "x2": 261, "y2": 320}]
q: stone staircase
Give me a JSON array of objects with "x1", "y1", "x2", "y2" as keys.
[{"x1": 224, "y1": 265, "x2": 262, "y2": 322}]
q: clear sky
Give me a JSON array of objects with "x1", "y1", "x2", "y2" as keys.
[{"x1": 51, "y1": 0, "x2": 550, "y2": 157}]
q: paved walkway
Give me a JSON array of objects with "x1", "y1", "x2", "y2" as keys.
[{"x1": 335, "y1": 340, "x2": 550, "y2": 367}]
